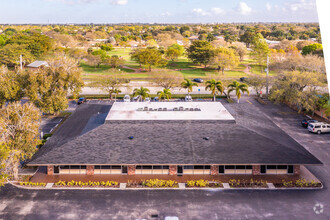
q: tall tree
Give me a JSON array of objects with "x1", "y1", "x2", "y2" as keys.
[
  {"x1": 187, "y1": 40, "x2": 213, "y2": 68},
  {"x1": 211, "y1": 47, "x2": 240, "y2": 74},
  {"x1": 205, "y1": 79, "x2": 224, "y2": 101},
  {"x1": 0, "y1": 102, "x2": 41, "y2": 180},
  {"x1": 181, "y1": 79, "x2": 198, "y2": 96},
  {"x1": 157, "y1": 89, "x2": 172, "y2": 101},
  {"x1": 0, "y1": 66, "x2": 25, "y2": 106},
  {"x1": 133, "y1": 87, "x2": 150, "y2": 101},
  {"x1": 24, "y1": 56, "x2": 84, "y2": 114},
  {"x1": 131, "y1": 48, "x2": 167, "y2": 71},
  {"x1": 227, "y1": 80, "x2": 250, "y2": 103},
  {"x1": 153, "y1": 70, "x2": 183, "y2": 90},
  {"x1": 246, "y1": 75, "x2": 266, "y2": 97},
  {"x1": 251, "y1": 33, "x2": 270, "y2": 73}
]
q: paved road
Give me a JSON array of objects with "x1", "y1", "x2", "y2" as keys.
[{"x1": 1, "y1": 96, "x2": 329, "y2": 220}]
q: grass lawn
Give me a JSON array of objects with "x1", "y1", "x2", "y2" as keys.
[{"x1": 250, "y1": 64, "x2": 277, "y2": 76}]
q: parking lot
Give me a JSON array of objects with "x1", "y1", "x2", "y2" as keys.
[{"x1": 1, "y1": 96, "x2": 329, "y2": 219}]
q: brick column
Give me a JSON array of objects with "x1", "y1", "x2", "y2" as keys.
[
  {"x1": 211, "y1": 165, "x2": 219, "y2": 175},
  {"x1": 47, "y1": 165, "x2": 54, "y2": 175},
  {"x1": 252, "y1": 165, "x2": 260, "y2": 175},
  {"x1": 294, "y1": 165, "x2": 300, "y2": 175},
  {"x1": 128, "y1": 165, "x2": 136, "y2": 175},
  {"x1": 169, "y1": 165, "x2": 177, "y2": 175},
  {"x1": 86, "y1": 165, "x2": 94, "y2": 175}
]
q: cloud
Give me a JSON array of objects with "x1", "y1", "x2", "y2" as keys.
[
  {"x1": 266, "y1": 3, "x2": 272, "y2": 11},
  {"x1": 285, "y1": 0, "x2": 315, "y2": 12},
  {"x1": 192, "y1": 7, "x2": 225, "y2": 16},
  {"x1": 192, "y1": 8, "x2": 210, "y2": 16},
  {"x1": 236, "y1": 2, "x2": 252, "y2": 15},
  {"x1": 211, "y1": 8, "x2": 225, "y2": 15},
  {"x1": 110, "y1": 0, "x2": 128, "y2": 5}
]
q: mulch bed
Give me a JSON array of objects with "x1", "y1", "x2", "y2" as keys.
[{"x1": 273, "y1": 183, "x2": 322, "y2": 188}]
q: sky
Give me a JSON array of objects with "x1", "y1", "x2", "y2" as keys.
[{"x1": 0, "y1": 0, "x2": 319, "y2": 24}]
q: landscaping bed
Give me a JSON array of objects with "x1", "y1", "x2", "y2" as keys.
[
  {"x1": 126, "y1": 179, "x2": 179, "y2": 188},
  {"x1": 53, "y1": 180, "x2": 119, "y2": 188},
  {"x1": 18, "y1": 182, "x2": 47, "y2": 187},
  {"x1": 274, "y1": 179, "x2": 322, "y2": 188},
  {"x1": 229, "y1": 179, "x2": 268, "y2": 188},
  {"x1": 186, "y1": 180, "x2": 223, "y2": 188}
]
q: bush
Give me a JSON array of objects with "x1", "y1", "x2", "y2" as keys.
[
  {"x1": 54, "y1": 180, "x2": 119, "y2": 187},
  {"x1": 229, "y1": 179, "x2": 267, "y2": 188},
  {"x1": 141, "y1": 179, "x2": 178, "y2": 188},
  {"x1": 19, "y1": 182, "x2": 46, "y2": 187},
  {"x1": 186, "y1": 180, "x2": 209, "y2": 187},
  {"x1": 280, "y1": 179, "x2": 320, "y2": 188}
]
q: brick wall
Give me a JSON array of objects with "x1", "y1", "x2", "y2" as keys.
[
  {"x1": 86, "y1": 165, "x2": 94, "y2": 175},
  {"x1": 128, "y1": 165, "x2": 136, "y2": 175},
  {"x1": 252, "y1": 165, "x2": 260, "y2": 175},
  {"x1": 169, "y1": 165, "x2": 177, "y2": 175},
  {"x1": 294, "y1": 165, "x2": 300, "y2": 175},
  {"x1": 211, "y1": 165, "x2": 219, "y2": 175},
  {"x1": 47, "y1": 165, "x2": 54, "y2": 175}
]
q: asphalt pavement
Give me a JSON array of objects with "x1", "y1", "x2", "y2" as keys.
[{"x1": 1, "y1": 96, "x2": 329, "y2": 220}]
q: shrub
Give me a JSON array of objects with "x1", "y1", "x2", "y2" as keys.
[
  {"x1": 19, "y1": 182, "x2": 46, "y2": 187},
  {"x1": 142, "y1": 179, "x2": 178, "y2": 188}
]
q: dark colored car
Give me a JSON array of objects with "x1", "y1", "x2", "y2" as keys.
[
  {"x1": 240, "y1": 77, "x2": 248, "y2": 82},
  {"x1": 301, "y1": 119, "x2": 318, "y2": 128},
  {"x1": 77, "y1": 97, "x2": 86, "y2": 105},
  {"x1": 193, "y1": 78, "x2": 204, "y2": 83}
]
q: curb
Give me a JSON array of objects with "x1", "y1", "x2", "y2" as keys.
[{"x1": 8, "y1": 181, "x2": 323, "y2": 191}]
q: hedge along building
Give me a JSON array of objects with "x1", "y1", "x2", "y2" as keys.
[{"x1": 28, "y1": 102, "x2": 322, "y2": 178}]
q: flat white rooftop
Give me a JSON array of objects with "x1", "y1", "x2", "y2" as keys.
[{"x1": 106, "y1": 102, "x2": 235, "y2": 121}]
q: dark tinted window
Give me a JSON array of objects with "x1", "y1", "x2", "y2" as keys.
[
  {"x1": 219, "y1": 166, "x2": 224, "y2": 173},
  {"x1": 153, "y1": 166, "x2": 162, "y2": 169},
  {"x1": 136, "y1": 165, "x2": 142, "y2": 169},
  {"x1": 236, "y1": 165, "x2": 245, "y2": 169},
  {"x1": 80, "y1": 166, "x2": 87, "y2": 169},
  {"x1": 246, "y1": 165, "x2": 252, "y2": 169},
  {"x1": 102, "y1": 165, "x2": 111, "y2": 169},
  {"x1": 194, "y1": 166, "x2": 204, "y2": 169},
  {"x1": 71, "y1": 165, "x2": 80, "y2": 169},
  {"x1": 60, "y1": 165, "x2": 70, "y2": 169},
  {"x1": 225, "y1": 165, "x2": 235, "y2": 169},
  {"x1": 143, "y1": 166, "x2": 152, "y2": 169},
  {"x1": 204, "y1": 165, "x2": 211, "y2": 169},
  {"x1": 288, "y1": 165, "x2": 294, "y2": 174},
  {"x1": 163, "y1": 166, "x2": 169, "y2": 169},
  {"x1": 184, "y1": 165, "x2": 193, "y2": 169},
  {"x1": 277, "y1": 165, "x2": 287, "y2": 169},
  {"x1": 54, "y1": 166, "x2": 59, "y2": 174},
  {"x1": 111, "y1": 166, "x2": 121, "y2": 169},
  {"x1": 95, "y1": 165, "x2": 101, "y2": 169},
  {"x1": 260, "y1": 165, "x2": 266, "y2": 174},
  {"x1": 315, "y1": 126, "x2": 321, "y2": 128},
  {"x1": 267, "y1": 165, "x2": 277, "y2": 169}
]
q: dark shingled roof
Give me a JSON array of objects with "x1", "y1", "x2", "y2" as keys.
[{"x1": 28, "y1": 103, "x2": 322, "y2": 166}]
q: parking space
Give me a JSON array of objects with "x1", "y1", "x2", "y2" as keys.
[{"x1": 40, "y1": 117, "x2": 63, "y2": 134}]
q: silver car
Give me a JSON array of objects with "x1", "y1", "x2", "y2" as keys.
[{"x1": 308, "y1": 122, "x2": 330, "y2": 134}]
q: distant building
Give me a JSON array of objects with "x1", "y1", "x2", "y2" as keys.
[{"x1": 26, "y1": 61, "x2": 49, "y2": 69}]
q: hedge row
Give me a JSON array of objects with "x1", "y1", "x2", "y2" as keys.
[{"x1": 69, "y1": 94, "x2": 227, "y2": 100}]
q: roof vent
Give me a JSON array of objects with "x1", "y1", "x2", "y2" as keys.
[
  {"x1": 203, "y1": 137, "x2": 210, "y2": 140},
  {"x1": 128, "y1": 136, "x2": 134, "y2": 140}
]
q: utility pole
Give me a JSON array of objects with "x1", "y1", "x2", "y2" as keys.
[
  {"x1": 20, "y1": 54, "x2": 23, "y2": 70},
  {"x1": 266, "y1": 55, "x2": 269, "y2": 96}
]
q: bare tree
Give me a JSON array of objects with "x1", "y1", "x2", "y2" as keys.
[{"x1": 153, "y1": 70, "x2": 184, "y2": 90}]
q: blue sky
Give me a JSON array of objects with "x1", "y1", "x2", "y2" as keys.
[{"x1": 0, "y1": 0, "x2": 319, "y2": 24}]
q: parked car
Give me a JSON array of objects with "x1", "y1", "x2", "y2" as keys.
[
  {"x1": 123, "y1": 95, "x2": 130, "y2": 102},
  {"x1": 301, "y1": 119, "x2": 318, "y2": 128},
  {"x1": 185, "y1": 95, "x2": 192, "y2": 102},
  {"x1": 308, "y1": 122, "x2": 330, "y2": 134},
  {"x1": 240, "y1": 77, "x2": 248, "y2": 82},
  {"x1": 77, "y1": 97, "x2": 86, "y2": 105},
  {"x1": 193, "y1": 78, "x2": 203, "y2": 83},
  {"x1": 153, "y1": 97, "x2": 159, "y2": 102},
  {"x1": 145, "y1": 97, "x2": 150, "y2": 102}
]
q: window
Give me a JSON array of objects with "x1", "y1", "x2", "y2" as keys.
[
  {"x1": 135, "y1": 165, "x2": 170, "y2": 174},
  {"x1": 221, "y1": 165, "x2": 253, "y2": 174},
  {"x1": 288, "y1": 165, "x2": 294, "y2": 174},
  {"x1": 261, "y1": 165, "x2": 266, "y2": 174},
  {"x1": 263, "y1": 165, "x2": 291, "y2": 174},
  {"x1": 94, "y1": 165, "x2": 122, "y2": 174},
  {"x1": 59, "y1": 165, "x2": 86, "y2": 174},
  {"x1": 54, "y1": 166, "x2": 59, "y2": 174}
]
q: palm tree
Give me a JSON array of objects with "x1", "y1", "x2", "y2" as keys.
[
  {"x1": 111, "y1": 88, "x2": 121, "y2": 102},
  {"x1": 181, "y1": 79, "x2": 198, "y2": 96},
  {"x1": 133, "y1": 86, "x2": 150, "y2": 101},
  {"x1": 205, "y1": 79, "x2": 224, "y2": 102},
  {"x1": 227, "y1": 80, "x2": 249, "y2": 103},
  {"x1": 157, "y1": 89, "x2": 172, "y2": 101}
]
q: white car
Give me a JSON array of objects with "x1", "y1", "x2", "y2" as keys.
[
  {"x1": 144, "y1": 97, "x2": 150, "y2": 102},
  {"x1": 308, "y1": 122, "x2": 330, "y2": 134},
  {"x1": 123, "y1": 95, "x2": 131, "y2": 102},
  {"x1": 185, "y1": 95, "x2": 192, "y2": 102}
]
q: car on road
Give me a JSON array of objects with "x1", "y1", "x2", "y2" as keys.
[
  {"x1": 193, "y1": 78, "x2": 203, "y2": 83},
  {"x1": 123, "y1": 95, "x2": 130, "y2": 102},
  {"x1": 308, "y1": 122, "x2": 330, "y2": 134},
  {"x1": 240, "y1": 77, "x2": 248, "y2": 82},
  {"x1": 153, "y1": 97, "x2": 159, "y2": 102},
  {"x1": 301, "y1": 119, "x2": 318, "y2": 128},
  {"x1": 77, "y1": 97, "x2": 86, "y2": 105},
  {"x1": 185, "y1": 95, "x2": 192, "y2": 102}
]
